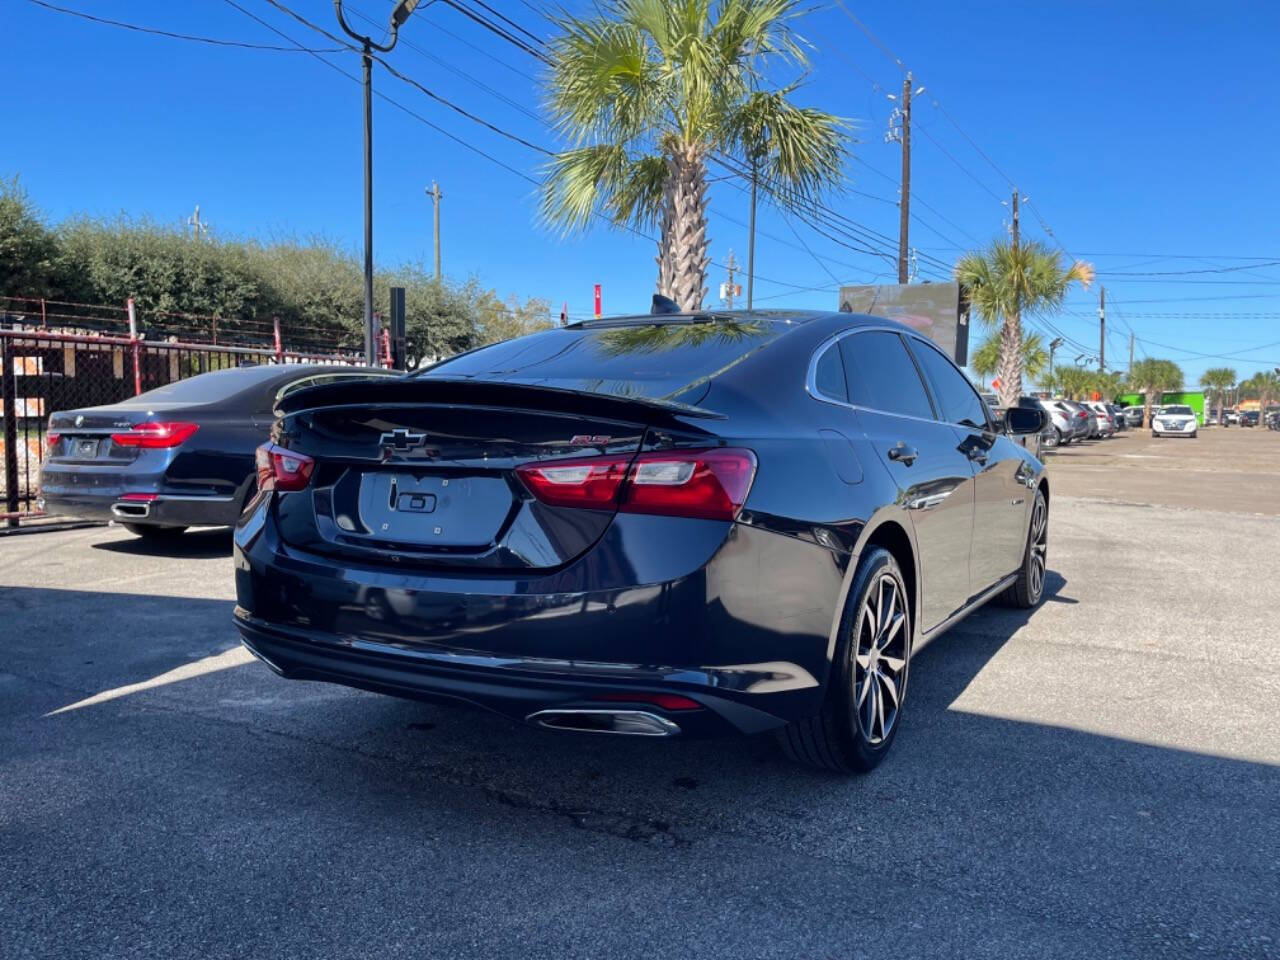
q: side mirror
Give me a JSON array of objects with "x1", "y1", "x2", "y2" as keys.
[{"x1": 1005, "y1": 406, "x2": 1047, "y2": 435}]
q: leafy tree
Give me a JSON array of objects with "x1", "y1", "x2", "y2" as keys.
[
  {"x1": 954, "y1": 239, "x2": 1093, "y2": 408},
  {"x1": 970, "y1": 330, "x2": 1047, "y2": 389},
  {"x1": 0, "y1": 176, "x2": 62, "y2": 300},
  {"x1": 1127, "y1": 358, "x2": 1184, "y2": 428},
  {"x1": 541, "y1": 0, "x2": 846, "y2": 310},
  {"x1": 1199, "y1": 366, "x2": 1237, "y2": 425}
]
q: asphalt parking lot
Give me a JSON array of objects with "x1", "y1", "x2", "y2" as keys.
[{"x1": 3, "y1": 427, "x2": 1278, "y2": 959}]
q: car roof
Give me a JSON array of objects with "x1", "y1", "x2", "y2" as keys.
[{"x1": 565, "y1": 309, "x2": 925, "y2": 335}]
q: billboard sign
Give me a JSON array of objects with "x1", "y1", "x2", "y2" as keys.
[{"x1": 838, "y1": 281, "x2": 970, "y2": 366}]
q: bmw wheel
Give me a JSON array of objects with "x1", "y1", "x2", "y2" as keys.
[
  {"x1": 779, "y1": 547, "x2": 910, "y2": 774},
  {"x1": 1001, "y1": 489, "x2": 1048, "y2": 609}
]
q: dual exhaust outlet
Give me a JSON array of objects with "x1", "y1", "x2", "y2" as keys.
[{"x1": 526, "y1": 708, "x2": 681, "y2": 737}]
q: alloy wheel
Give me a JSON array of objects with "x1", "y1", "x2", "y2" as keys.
[
  {"x1": 854, "y1": 574, "x2": 909, "y2": 745},
  {"x1": 1029, "y1": 495, "x2": 1048, "y2": 600}
]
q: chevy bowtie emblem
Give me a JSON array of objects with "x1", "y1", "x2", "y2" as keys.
[{"x1": 380, "y1": 428, "x2": 427, "y2": 450}]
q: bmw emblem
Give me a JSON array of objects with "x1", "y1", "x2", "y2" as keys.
[{"x1": 75, "y1": 415, "x2": 84, "y2": 427}]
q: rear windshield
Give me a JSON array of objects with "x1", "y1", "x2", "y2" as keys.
[
  {"x1": 419, "y1": 320, "x2": 784, "y2": 401},
  {"x1": 129, "y1": 366, "x2": 283, "y2": 405}
]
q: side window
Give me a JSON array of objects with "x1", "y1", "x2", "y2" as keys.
[
  {"x1": 812, "y1": 342, "x2": 848, "y2": 401},
  {"x1": 909, "y1": 338, "x2": 990, "y2": 429},
  {"x1": 838, "y1": 331, "x2": 934, "y2": 420}
]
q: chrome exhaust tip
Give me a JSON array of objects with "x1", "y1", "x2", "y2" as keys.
[
  {"x1": 110, "y1": 502, "x2": 151, "y2": 519},
  {"x1": 526, "y1": 709, "x2": 681, "y2": 737}
]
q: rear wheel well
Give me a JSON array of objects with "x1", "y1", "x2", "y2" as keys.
[{"x1": 862, "y1": 521, "x2": 917, "y2": 636}]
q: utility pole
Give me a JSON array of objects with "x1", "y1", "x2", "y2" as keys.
[
  {"x1": 427, "y1": 181, "x2": 442, "y2": 280},
  {"x1": 1129, "y1": 332, "x2": 1134, "y2": 370},
  {"x1": 1049, "y1": 336, "x2": 1064, "y2": 385},
  {"x1": 896, "y1": 73, "x2": 913, "y2": 284},
  {"x1": 1098, "y1": 286, "x2": 1106, "y2": 371},
  {"x1": 747, "y1": 164, "x2": 757, "y2": 309},
  {"x1": 1010, "y1": 187, "x2": 1019, "y2": 253},
  {"x1": 333, "y1": 0, "x2": 424, "y2": 366},
  {"x1": 187, "y1": 204, "x2": 208, "y2": 241},
  {"x1": 722, "y1": 250, "x2": 739, "y2": 309}
]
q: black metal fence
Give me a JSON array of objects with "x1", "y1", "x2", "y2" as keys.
[{"x1": 1, "y1": 297, "x2": 376, "y2": 527}]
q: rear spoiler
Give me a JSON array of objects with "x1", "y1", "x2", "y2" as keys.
[{"x1": 274, "y1": 376, "x2": 724, "y2": 427}]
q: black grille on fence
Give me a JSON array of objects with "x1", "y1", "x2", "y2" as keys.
[{"x1": 1, "y1": 319, "x2": 368, "y2": 527}]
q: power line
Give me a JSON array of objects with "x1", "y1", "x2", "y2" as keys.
[
  {"x1": 24, "y1": 0, "x2": 344, "y2": 52},
  {"x1": 1100, "y1": 260, "x2": 1280, "y2": 277}
]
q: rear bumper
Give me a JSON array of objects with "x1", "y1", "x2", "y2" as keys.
[
  {"x1": 232, "y1": 498, "x2": 843, "y2": 737},
  {"x1": 235, "y1": 611, "x2": 794, "y2": 737},
  {"x1": 41, "y1": 491, "x2": 243, "y2": 527}
]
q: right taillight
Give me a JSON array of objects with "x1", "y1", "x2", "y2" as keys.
[
  {"x1": 255, "y1": 442, "x2": 314, "y2": 493},
  {"x1": 517, "y1": 448, "x2": 756, "y2": 521}
]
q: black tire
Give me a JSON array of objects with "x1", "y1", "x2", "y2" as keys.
[
  {"x1": 778, "y1": 547, "x2": 911, "y2": 774},
  {"x1": 121, "y1": 523, "x2": 188, "y2": 538},
  {"x1": 999, "y1": 489, "x2": 1048, "y2": 609}
]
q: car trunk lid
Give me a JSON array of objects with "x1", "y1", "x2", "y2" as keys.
[{"x1": 271, "y1": 379, "x2": 718, "y2": 571}]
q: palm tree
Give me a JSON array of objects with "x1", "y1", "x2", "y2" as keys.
[
  {"x1": 970, "y1": 330, "x2": 1048, "y2": 389},
  {"x1": 541, "y1": 0, "x2": 847, "y2": 310},
  {"x1": 1240, "y1": 370, "x2": 1280, "y2": 430},
  {"x1": 1128, "y1": 358, "x2": 1184, "y2": 428},
  {"x1": 1199, "y1": 367, "x2": 1237, "y2": 425},
  {"x1": 1056, "y1": 366, "x2": 1094, "y2": 401},
  {"x1": 954, "y1": 239, "x2": 1093, "y2": 408}
]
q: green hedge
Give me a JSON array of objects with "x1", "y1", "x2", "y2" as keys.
[{"x1": 1, "y1": 176, "x2": 550, "y2": 364}]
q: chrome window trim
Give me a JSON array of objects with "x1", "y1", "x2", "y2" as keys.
[{"x1": 803, "y1": 325, "x2": 944, "y2": 426}]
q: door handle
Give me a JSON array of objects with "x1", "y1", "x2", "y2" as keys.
[{"x1": 887, "y1": 443, "x2": 918, "y2": 466}]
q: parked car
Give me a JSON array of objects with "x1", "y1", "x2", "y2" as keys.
[
  {"x1": 1224, "y1": 410, "x2": 1241, "y2": 426},
  {"x1": 1151, "y1": 404, "x2": 1198, "y2": 438},
  {"x1": 1038, "y1": 399, "x2": 1078, "y2": 446},
  {"x1": 1241, "y1": 410, "x2": 1260, "y2": 427},
  {"x1": 1106, "y1": 404, "x2": 1127, "y2": 431},
  {"x1": 234, "y1": 308, "x2": 1050, "y2": 774},
  {"x1": 1058, "y1": 400, "x2": 1094, "y2": 441},
  {"x1": 1085, "y1": 402, "x2": 1116, "y2": 437},
  {"x1": 39, "y1": 364, "x2": 396, "y2": 537},
  {"x1": 1121, "y1": 406, "x2": 1145, "y2": 429}
]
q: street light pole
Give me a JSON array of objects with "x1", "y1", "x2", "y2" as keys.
[{"x1": 333, "y1": 0, "x2": 425, "y2": 365}]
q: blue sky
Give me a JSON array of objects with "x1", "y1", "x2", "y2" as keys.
[{"x1": 7, "y1": 0, "x2": 1280, "y2": 385}]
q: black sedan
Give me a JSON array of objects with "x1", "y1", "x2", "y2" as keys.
[
  {"x1": 40, "y1": 364, "x2": 393, "y2": 538},
  {"x1": 233, "y1": 308, "x2": 1049, "y2": 772}
]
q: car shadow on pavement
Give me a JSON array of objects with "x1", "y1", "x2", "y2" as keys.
[
  {"x1": 90, "y1": 527, "x2": 234, "y2": 559},
  {"x1": 8, "y1": 573, "x2": 1277, "y2": 956}
]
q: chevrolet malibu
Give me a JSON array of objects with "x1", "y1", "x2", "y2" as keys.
[{"x1": 233, "y1": 307, "x2": 1050, "y2": 772}]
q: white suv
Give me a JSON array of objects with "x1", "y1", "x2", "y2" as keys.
[{"x1": 1151, "y1": 404, "x2": 1198, "y2": 438}]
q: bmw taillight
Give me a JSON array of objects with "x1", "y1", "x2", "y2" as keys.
[
  {"x1": 516, "y1": 448, "x2": 757, "y2": 521},
  {"x1": 46, "y1": 432, "x2": 61, "y2": 454},
  {"x1": 255, "y1": 442, "x2": 314, "y2": 493},
  {"x1": 110, "y1": 422, "x2": 199, "y2": 448}
]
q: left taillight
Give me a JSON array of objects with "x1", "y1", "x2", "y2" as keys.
[
  {"x1": 517, "y1": 448, "x2": 757, "y2": 522},
  {"x1": 45, "y1": 432, "x2": 61, "y2": 454},
  {"x1": 255, "y1": 442, "x2": 314, "y2": 493},
  {"x1": 110, "y1": 422, "x2": 199, "y2": 448}
]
